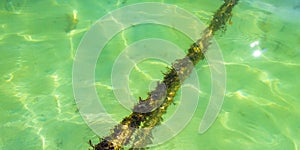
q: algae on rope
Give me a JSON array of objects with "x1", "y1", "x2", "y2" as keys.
[{"x1": 90, "y1": 0, "x2": 239, "y2": 149}]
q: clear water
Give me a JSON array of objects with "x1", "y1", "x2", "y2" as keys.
[{"x1": 0, "y1": 0, "x2": 299, "y2": 149}]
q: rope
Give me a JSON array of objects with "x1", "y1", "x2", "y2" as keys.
[{"x1": 90, "y1": 0, "x2": 239, "y2": 149}]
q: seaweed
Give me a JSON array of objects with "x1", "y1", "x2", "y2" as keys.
[
  {"x1": 65, "y1": 10, "x2": 79, "y2": 33},
  {"x1": 90, "y1": 0, "x2": 239, "y2": 149}
]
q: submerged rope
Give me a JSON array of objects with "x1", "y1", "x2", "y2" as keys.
[{"x1": 90, "y1": 0, "x2": 239, "y2": 149}]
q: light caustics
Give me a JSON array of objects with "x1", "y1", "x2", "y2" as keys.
[{"x1": 250, "y1": 40, "x2": 267, "y2": 58}]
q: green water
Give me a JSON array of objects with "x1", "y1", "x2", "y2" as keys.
[{"x1": 1, "y1": 0, "x2": 299, "y2": 149}]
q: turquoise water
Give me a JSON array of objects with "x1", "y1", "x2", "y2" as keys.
[{"x1": 0, "y1": 0, "x2": 299, "y2": 149}]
